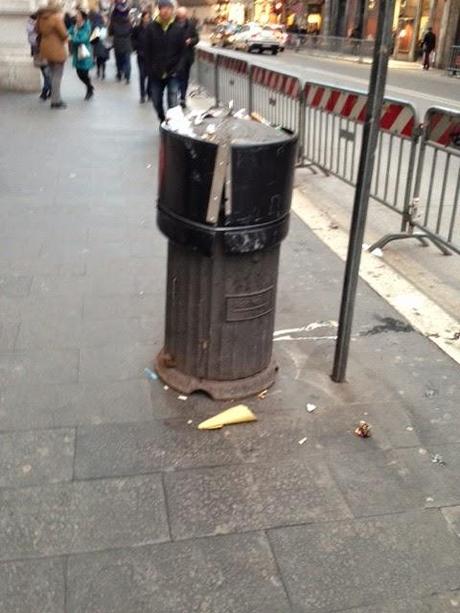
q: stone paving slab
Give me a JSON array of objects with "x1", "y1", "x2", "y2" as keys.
[
  {"x1": 269, "y1": 510, "x2": 460, "y2": 612},
  {"x1": 66, "y1": 533, "x2": 290, "y2": 613},
  {"x1": 0, "y1": 557, "x2": 65, "y2": 613},
  {"x1": 346, "y1": 590, "x2": 460, "y2": 612},
  {"x1": 0, "y1": 380, "x2": 154, "y2": 431},
  {"x1": 443, "y1": 506, "x2": 460, "y2": 538},
  {"x1": 0, "y1": 349, "x2": 79, "y2": 386},
  {"x1": 164, "y1": 459, "x2": 352, "y2": 540},
  {"x1": 0, "y1": 428, "x2": 74, "y2": 488},
  {"x1": 0, "y1": 475, "x2": 168, "y2": 560},
  {"x1": 394, "y1": 444, "x2": 460, "y2": 508}
]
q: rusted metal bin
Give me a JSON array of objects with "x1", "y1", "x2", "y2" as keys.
[{"x1": 155, "y1": 116, "x2": 297, "y2": 399}]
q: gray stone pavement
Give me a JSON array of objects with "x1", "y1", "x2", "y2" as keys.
[{"x1": 1, "y1": 61, "x2": 460, "y2": 612}]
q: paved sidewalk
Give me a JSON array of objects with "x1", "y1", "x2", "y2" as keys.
[{"x1": 1, "y1": 63, "x2": 460, "y2": 613}]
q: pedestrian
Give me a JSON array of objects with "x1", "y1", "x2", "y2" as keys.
[
  {"x1": 144, "y1": 0, "x2": 186, "y2": 123},
  {"x1": 26, "y1": 11, "x2": 52, "y2": 101},
  {"x1": 109, "y1": 0, "x2": 133, "y2": 83},
  {"x1": 422, "y1": 26, "x2": 436, "y2": 70},
  {"x1": 36, "y1": 0, "x2": 68, "y2": 109},
  {"x1": 132, "y1": 9, "x2": 152, "y2": 103},
  {"x1": 175, "y1": 6, "x2": 199, "y2": 109},
  {"x1": 68, "y1": 8, "x2": 95, "y2": 100},
  {"x1": 92, "y1": 22, "x2": 110, "y2": 79}
]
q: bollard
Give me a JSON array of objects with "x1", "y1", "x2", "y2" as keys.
[{"x1": 155, "y1": 116, "x2": 297, "y2": 399}]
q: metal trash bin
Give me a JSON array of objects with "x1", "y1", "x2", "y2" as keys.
[{"x1": 155, "y1": 116, "x2": 297, "y2": 399}]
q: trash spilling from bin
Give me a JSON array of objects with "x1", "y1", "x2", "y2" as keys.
[{"x1": 197, "y1": 405, "x2": 257, "y2": 430}]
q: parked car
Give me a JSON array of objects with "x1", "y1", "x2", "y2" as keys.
[
  {"x1": 210, "y1": 24, "x2": 237, "y2": 48},
  {"x1": 232, "y1": 23, "x2": 280, "y2": 54},
  {"x1": 263, "y1": 24, "x2": 287, "y2": 51}
]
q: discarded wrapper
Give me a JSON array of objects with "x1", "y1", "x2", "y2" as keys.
[
  {"x1": 143, "y1": 368, "x2": 158, "y2": 382},
  {"x1": 198, "y1": 405, "x2": 257, "y2": 430},
  {"x1": 354, "y1": 420, "x2": 372, "y2": 438}
]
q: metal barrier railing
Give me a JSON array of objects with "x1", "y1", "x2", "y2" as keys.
[
  {"x1": 196, "y1": 49, "x2": 217, "y2": 99},
  {"x1": 303, "y1": 82, "x2": 419, "y2": 219},
  {"x1": 447, "y1": 46, "x2": 460, "y2": 77},
  {"x1": 285, "y1": 34, "x2": 375, "y2": 62},
  {"x1": 194, "y1": 49, "x2": 459, "y2": 255},
  {"x1": 250, "y1": 65, "x2": 302, "y2": 136},
  {"x1": 216, "y1": 55, "x2": 249, "y2": 110}
]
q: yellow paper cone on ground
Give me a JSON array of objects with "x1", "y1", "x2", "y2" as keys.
[{"x1": 197, "y1": 405, "x2": 257, "y2": 430}]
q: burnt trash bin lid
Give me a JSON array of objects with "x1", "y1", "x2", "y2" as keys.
[{"x1": 158, "y1": 115, "x2": 298, "y2": 255}]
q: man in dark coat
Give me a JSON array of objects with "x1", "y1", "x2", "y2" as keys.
[
  {"x1": 175, "y1": 7, "x2": 199, "y2": 108},
  {"x1": 109, "y1": 0, "x2": 133, "y2": 83},
  {"x1": 144, "y1": 0, "x2": 186, "y2": 122},
  {"x1": 422, "y1": 27, "x2": 436, "y2": 70},
  {"x1": 132, "y1": 9, "x2": 152, "y2": 102}
]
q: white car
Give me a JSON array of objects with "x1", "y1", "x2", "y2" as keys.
[
  {"x1": 263, "y1": 24, "x2": 288, "y2": 51},
  {"x1": 233, "y1": 23, "x2": 280, "y2": 55}
]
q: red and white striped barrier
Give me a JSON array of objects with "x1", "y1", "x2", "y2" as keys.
[
  {"x1": 217, "y1": 56, "x2": 248, "y2": 75},
  {"x1": 197, "y1": 49, "x2": 215, "y2": 64},
  {"x1": 251, "y1": 66, "x2": 301, "y2": 99},
  {"x1": 304, "y1": 83, "x2": 416, "y2": 139},
  {"x1": 425, "y1": 108, "x2": 460, "y2": 147}
]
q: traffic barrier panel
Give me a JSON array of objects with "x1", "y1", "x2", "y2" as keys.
[
  {"x1": 196, "y1": 49, "x2": 216, "y2": 99},
  {"x1": 303, "y1": 82, "x2": 418, "y2": 215},
  {"x1": 411, "y1": 107, "x2": 460, "y2": 253},
  {"x1": 217, "y1": 55, "x2": 249, "y2": 110},
  {"x1": 250, "y1": 65, "x2": 302, "y2": 135}
]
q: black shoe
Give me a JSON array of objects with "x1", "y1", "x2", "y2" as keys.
[
  {"x1": 85, "y1": 87, "x2": 94, "y2": 101},
  {"x1": 180, "y1": 100, "x2": 187, "y2": 109},
  {"x1": 140, "y1": 96, "x2": 145, "y2": 104},
  {"x1": 126, "y1": 79, "x2": 130, "y2": 85},
  {"x1": 50, "y1": 102, "x2": 67, "y2": 109},
  {"x1": 39, "y1": 91, "x2": 47, "y2": 101},
  {"x1": 116, "y1": 74, "x2": 121, "y2": 82}
]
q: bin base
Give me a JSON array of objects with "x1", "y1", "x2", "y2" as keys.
[{"x1": 155, "y1": 348, "x2": 278, "y2": 400}]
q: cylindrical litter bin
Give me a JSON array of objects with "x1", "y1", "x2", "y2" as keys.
[{"x1": 155, "y1": 116, "x2": 297, "y2": 399}]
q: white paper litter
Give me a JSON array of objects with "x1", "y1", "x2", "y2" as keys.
[
  {"x1": 298, "y1": 437, "x2": 307, "y2": 445},
  {"x1": 306, "y1": 403, "x2": 317, "y2": 413}
]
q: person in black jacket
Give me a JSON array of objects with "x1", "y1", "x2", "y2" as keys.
[
  {"x1": 132, "y1": 9, "x2": 151, "y2": 102},
  {"x1": 175, "y1": 7, "x2": 199, "y2": 108},
  {"x1": 108, "y1": 1, "x2": 133, "y2": 83},
  {"x1": 421, "y1": 27, "x2": 436, "y2": 70},
  {"x1": 144, "y1": 0, "x2": 186, "y2": 122}
]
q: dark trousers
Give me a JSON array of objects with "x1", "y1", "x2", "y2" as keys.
[
  {"x1": 150, "y1": 75, "x2": 179, "y2": 122},
  {"x1": 76, "y1": 68, "x2": 93, "y2": 92},
  {"x1": 423, "y1": 49, "x2": 432, "y2": 69},
  {"x1": 96, "y1": 57, "x2": 107, "y2": 79},
  {"x1": 178, "y1": 63, "x2": 192, "y2": 103},
  {"x1": 137, "y1": 55, "x2": 150, "y2": 98},
  {"x1": 115, "y1": 51, "x2": 131, "y2": 81},
  {"x1": 40, "y1": 66, "x2": 51, "y2": 95}
]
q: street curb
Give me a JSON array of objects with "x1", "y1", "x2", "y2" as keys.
[{"x1": 292, "y1": 188, "x2": 460, "y2": 365}]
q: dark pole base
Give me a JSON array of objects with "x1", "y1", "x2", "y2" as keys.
[{"x1": 155, "y1": 348, "x2": 278, "y2": 400}]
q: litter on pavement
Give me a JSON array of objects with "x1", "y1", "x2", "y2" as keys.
[
  {"x1": 143, "y1": 368, "x2": 158, "y2": 381},
  {"x1": 298, "y1": 437, "x2": 308, "y2": 445},
  {"x1": 306, "y1": 403, "x2": 317, "y2": 413},
  {"x1": 198, "y1": 405, "x2": 257, "y2": 430},
  {"x1": 431, "y1": 453, "x2": 447, "y2": 466},
  {"x1": 354, "y1": 421, "x2": 372, "y2": 438}
]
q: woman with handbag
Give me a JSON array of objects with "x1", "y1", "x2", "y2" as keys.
[{"x1": 69, "y1": 8, "x2": 95, "y2": 100}]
